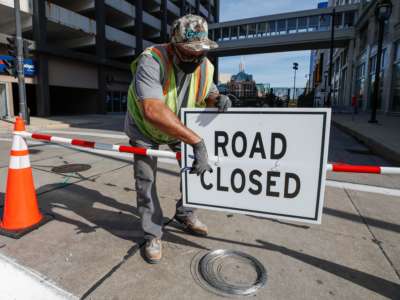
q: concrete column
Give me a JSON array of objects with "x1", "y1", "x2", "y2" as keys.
[
  {"x1": 363, "y1": 20, "x2": 375, "y2": 111},
  {"x1": 33, "y1": 0, "x2": 50, "y2": 116},
  {"x1": 344, "y1": 39, "x2": 355, "y2": 106},
  {"x1": 211, "y1": 56, "x2": 219, "y2": 84},
  {"x1": 135, "y1": 0, "x2": 143, "y2": 54},
  {"x1": 161, "y1": 0, "x2": 168, "y2": 42},
  {"x1": 180, "y1": 0, "x2": 186, "y2": 16},
  {"x1": 362, "y1": 46, "x2": 371, "y2": 111},
  {"x1": 95, "y1": 0, "x2": 107, "y2": 114},
  {"x1": 213, "y1": 0, "x2": 219, "y2": 23},
  {"x1": 382, "y1": 43, "x2": 395, "y2": 113},
  {"x1": 206, "y1": 1, "x2": 212, "y2": 22}
]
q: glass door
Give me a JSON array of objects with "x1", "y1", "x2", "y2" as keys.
[{"x1": 0, "y1": 82, "x2": 8, "y2": 119}]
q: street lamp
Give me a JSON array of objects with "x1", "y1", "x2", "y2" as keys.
[
  {"x1": 369, "y1": 0, "x2": 392, "y2": 123},
  {"x1": 292, "y1": 62, "x2": 298, "y2": 101}
]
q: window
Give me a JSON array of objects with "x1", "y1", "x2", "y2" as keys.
[
  {"x1": 277, "y1": 20, "x2": 286, "y2": 34},
  {"x1": 319, "y1": 14, "x2": 331, "y2": 31},
  {"x1": 268, "y1": 21, "x2": 276, "y2": 35},
  {"x1": 287, "y1": 18, "x2": 297, "y2": 33},
  {"x1": 298, "y1": 17, "x2": 307, "y2": 32},
  {"x1": 355, "y1": 63, "x2": 366, "y2": 104},
  {"x1": 392, "y1": 41, "x2": 400, "y2": 112},
  {"x1": 395, "y1": 41, "x2": 400, "y2": 62},
  {"x1": 309, "y1": 16, "x2": 319, "y2": 32}
]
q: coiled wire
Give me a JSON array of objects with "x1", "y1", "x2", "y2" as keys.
[{"x1": 196, "y1": 249, "x2": 267, "y2": 296}]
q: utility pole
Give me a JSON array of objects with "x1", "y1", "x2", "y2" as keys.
[
  {"x1": 293, "y1": 62, "x2": 298, "y2": 101},
  {"x1": 13, "y1": 0, "x2": 29, "y2": 124}
]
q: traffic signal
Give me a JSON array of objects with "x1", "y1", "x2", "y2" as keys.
[
  {"x1": 2, "y1": 58, "x2": 17, "y2": 77},
  {"x1": 4, "y1": 36, "x2": 17, "y2": 77},
  {"x1": 23, "y1": 39, "x2": 32, "y2": 57},
  {"x1": 293, "y1": 62, "x2": 299, "y2": 71},
  {"x1": 6, "y1": 36, "x2": 17, "y2": 57}
]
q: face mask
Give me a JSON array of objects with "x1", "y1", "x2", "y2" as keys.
[
  {"x1": 173, "y1": 44, "x2": 206, "y2": 74},
  {"x1": 178, "y1": 59, "x2": 203, "y2": 74}
]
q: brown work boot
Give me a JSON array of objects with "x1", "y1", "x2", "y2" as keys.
[
  {"x1": 174, "y1": 214, "x2": 208, "y2": 236},
  {"x1": 144, "y1": 238, "x2": 162, "y2": 264}
]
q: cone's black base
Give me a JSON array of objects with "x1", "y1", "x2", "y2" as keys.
[{"x1": 0, "y1": 212, "x2": 53, "y2": 239}]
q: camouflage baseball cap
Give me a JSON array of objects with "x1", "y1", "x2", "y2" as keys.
[{"x1": 170, "y1": 14, "x2": 218, "y2": 52}]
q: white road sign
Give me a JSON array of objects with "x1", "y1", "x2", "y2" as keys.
[{"x1": 181, "y1": 108, "x2": 331, "y2": 224}]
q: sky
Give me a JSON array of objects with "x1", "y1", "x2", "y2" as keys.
[{"x1": 218, "y1": 0, "x2": 321, "y2": 88}]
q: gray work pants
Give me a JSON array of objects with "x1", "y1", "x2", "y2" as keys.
[{"x1": 130, "y1": 137, "x2": 194, "y2": 240}]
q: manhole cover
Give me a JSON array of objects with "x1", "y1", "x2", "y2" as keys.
[
  {"x1": 51, "y1": 164, "x2": 91, "y2": 174},
  {"x1": 192, "y1": 249, "x2": 267, "y2": 297},
  {"x1": 29, "y1": 149, "x2": 41, "y2": 155}
]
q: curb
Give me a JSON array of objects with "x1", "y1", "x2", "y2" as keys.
[
  {"x1": 1, "y1": 121, "x2": 104, "y2": 132},
  {"x1": 333, "y1": 120, "x2": 400, "y2": 166},
  {"x1": 0, "y1": 252, "x2": 77, "y2": 300}
]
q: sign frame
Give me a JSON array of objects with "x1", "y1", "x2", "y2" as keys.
[{"x1": 181, "y1": 108, "x2": 331, "y2": 224}]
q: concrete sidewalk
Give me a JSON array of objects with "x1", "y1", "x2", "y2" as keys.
[
  {"x1": 332, "y1": 113, "x2": 400, "y2": 165},
  {"x1": 0, "y1": 142, "x2": 399, "y2": 299}
]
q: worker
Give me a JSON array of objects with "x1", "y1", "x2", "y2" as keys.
[{"x1": 124, "y1": 14, "x2": 232, "y2": 263}]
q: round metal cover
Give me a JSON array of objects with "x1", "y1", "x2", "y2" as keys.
[
  {"x1": 51, "y1": 164, "x2": 91, "y2": 174},
  {"x1": 192, "y1": 249, "x2": 267, "y2": 297},
  {"x1": 29, "y1": 149, "x2": 41, "y2": 155}
]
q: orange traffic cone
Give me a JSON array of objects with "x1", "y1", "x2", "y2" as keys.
[{"x1": 0, "y1": 117, "x2": 47, "y2": 238}]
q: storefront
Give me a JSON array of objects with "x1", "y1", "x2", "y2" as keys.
[
  {"x1": 0, "y1": 56, "x2": 36, "y2": 119},
  {"x1": 0, "y1": 81, "x2": 9, "y2": 118}
]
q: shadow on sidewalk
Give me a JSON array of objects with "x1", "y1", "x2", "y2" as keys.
[
  {"x1": 36, "y1": 183, "x2": 143, "y2": 243},
  {"x1": 165, "y1": 226, "x2": 400, "y2": 299},
  {"x1": 1, "y1": 183, "x2": 207, "y2": 251}
]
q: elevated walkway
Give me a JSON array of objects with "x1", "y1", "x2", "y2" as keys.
[{"x1": 209, "y1": 4, "x2": 359, "y2": 56}]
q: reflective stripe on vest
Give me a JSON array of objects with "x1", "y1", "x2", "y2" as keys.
[{"x1": 148, "y1": 45, "x2": 173, "y2": 96}]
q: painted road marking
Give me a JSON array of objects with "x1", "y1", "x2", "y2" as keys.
[
  {"x1": 0, "y1": 252, "x2": 77, "y2": 300},
  {"x1": 42, "y1": 130, "x2": 128, "y2": 139},
  {"x1": 2, "y1": 137, "x2": 399, "y2": 197},
  {"x1": 326, "y1": 180, "x2": 400, "y2": 197}
]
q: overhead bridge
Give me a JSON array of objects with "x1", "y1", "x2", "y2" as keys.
[{"x1": 208, "y1": 4, "x2": 359, "y2": 56}]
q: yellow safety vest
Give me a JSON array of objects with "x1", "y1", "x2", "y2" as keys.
[{"x1": 127, "y1": 44, "x2": 214, "y2": 144}]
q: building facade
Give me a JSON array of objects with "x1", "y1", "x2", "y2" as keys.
[
  {"x1": 310, "y1": 0, "x2": 400, "y2": 113},
  {"x1": 0, "y1": 0, "x2": 219, "y2": 118},
  {"x1": 226, "y1": 62, "x2": 258, "y2": 98}
]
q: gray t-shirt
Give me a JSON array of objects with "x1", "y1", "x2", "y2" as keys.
[{"x1": 125, "y1": 53, "x2": 218, "y2": 141}]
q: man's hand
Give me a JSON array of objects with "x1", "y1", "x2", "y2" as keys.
[
  {"x1": 142, "y1": 99, "x2": 201, "y2": 145},
  {"x1": 215, "y1": 94, "x2": 232, "y2": 112},
  {"x1": 190, "y1": 139, "x2": 213, "y2": 175}
]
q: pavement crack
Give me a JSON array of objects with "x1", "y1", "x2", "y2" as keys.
[
  {"x1": 80, "y1": 243, "x2": 142, "y2": 300},
  {"x1": 344, "y1": 188, "x2": 400, "y2": 281}
]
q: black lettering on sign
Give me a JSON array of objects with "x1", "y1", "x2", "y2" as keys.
[
  {"x1": 231, "y1": 169, "x2": 246, "y2": 193},
  {"x1": 271, "y1": 133, "x2": 287, "y2": 160},
  {"x1": 248, "y1": 170, "x2": 262, "y2": 195},
  {"x1": 215, "y1": 131, "x2": 228, "y2": 157},
  {"x1": 216, "y1": 167, "x2": 229, "y2": 192},
  {"x1": 266, "y1": 171, "x2": 280, "y2": 197},
  {"x1": 200, "y1": 172, "x2": 213, "y2": 190},
  {"x1": 249, "y1": 132, "x2": 266, "y2": 159},
  {"x1": 284, "y1": 173, "x2": 301, "y2": 198},
  {"x1": 232, "y1": 131, "x2": 247, "y2": 158}
]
